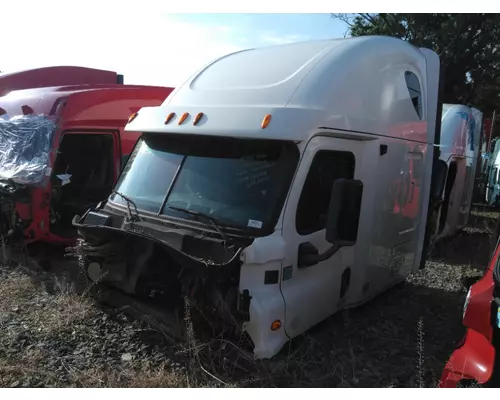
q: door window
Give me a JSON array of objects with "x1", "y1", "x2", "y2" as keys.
[
  {"x1": 295, "y1": 150, "x2": 355, "y2": 235},
  {"x1": 492, "y1": 168, "x2": 498, "y2": 185}
]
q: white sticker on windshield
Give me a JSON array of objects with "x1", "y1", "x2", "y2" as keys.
[
  {"x1": 247, "y1": 219, "x2": 263, "y2": 229},
  {"x1": 56, "y1": 173, "x2": 72, "y2": 186}
]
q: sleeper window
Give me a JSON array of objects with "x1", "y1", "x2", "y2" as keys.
[
  {"x1": 405, "y1": 71, "x2": 423, "y2": 119},
  {"x1": 296, "y1": 150, "x2": 355, "y2": 235}
]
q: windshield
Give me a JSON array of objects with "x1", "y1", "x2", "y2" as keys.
[
  {"x1": 441, "y1": 104, "x2": 452, "y2": 117},
  {"x1": 110, "y1": 134, "x2": 299, "y2": 232}
]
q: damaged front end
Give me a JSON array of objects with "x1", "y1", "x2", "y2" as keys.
[
  {"x1": 0, "y1": 115, "x2": 55, "y2": 253},
  {"x1": 66, "y1": 133, "x2": 299, "y2": 358},
  {"x1": 69, "y1": 205, "x2": 253, "y2": 343},
  {"x1": 0, "y1": 180, "x2": 32, "y2": 245}
]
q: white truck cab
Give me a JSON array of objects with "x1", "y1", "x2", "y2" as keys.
[
  {"x1": 487, "y1": 140, "x2": 500, "y2": 206},
  {"x1": 432, "y1": 104, "x2": 482, "y2": 240},
  {"x1": 72, "y1": 36, "x2": 443, "y2": 359}
]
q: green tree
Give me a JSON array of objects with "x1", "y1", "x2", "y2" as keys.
[{"x1": 333, "y1": 13, "x2": 500, "y2": 114}]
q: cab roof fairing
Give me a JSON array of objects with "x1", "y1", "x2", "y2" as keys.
[
  {"x1": 0, "y1": 86, "x2": 174, "y2": 133},
  {"x1": 126, "y1": 36, "x2": 438, "y2": 145},
  {"x1": 0, "y1": 66, "x2": 121, "y2": 97}
]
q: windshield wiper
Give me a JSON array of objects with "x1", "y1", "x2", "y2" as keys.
[
  {"x1": 112, "y1": 190, "x2": 140, "y2": 222},
  {"x1": 167, "y1": 205, "x2": 230, "y2": 243}
]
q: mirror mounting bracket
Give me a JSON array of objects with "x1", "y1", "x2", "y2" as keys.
[{"x1": 298, "y1": 241, "x2": 355, "y2": 268}]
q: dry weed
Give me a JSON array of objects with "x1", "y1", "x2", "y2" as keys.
[
  {"x1": 0, "y1": 205, "x2": 498, "y2": 388},
  {"x1": 0, "y1": 270, "x2": 95, "y2": 335}
]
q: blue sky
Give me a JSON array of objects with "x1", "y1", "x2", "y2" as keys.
[
  {"x1": 173, "y1": 13, "x2": 350, "y2": 45},
  {"x1": 1, "y1": 6, "x2": 349, "y2": 87}
]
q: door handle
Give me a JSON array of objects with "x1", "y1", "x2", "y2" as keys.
[{"x1": 409, "y1": 182, "x2": 415, "y2": 203}]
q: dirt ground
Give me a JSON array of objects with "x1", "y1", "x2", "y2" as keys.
[{"x1": 0, "y1": 207, "x2": 497, "y2": 388}]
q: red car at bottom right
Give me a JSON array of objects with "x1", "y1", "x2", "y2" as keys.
[{"x1": 440, "y1": 237, "x2": 500, "y2": 387}]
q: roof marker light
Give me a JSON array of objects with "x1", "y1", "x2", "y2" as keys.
[
  {"x1": 165, "y1": 112, "x2": 176, "y2": 125},
  {"x1": 128, "y1": 112, "x2": 138, "y2": 124},
  {"x1": 261, "y1": 114, "x2": 272, "y2": 129},
  {"x1": 178, "y1": 112, "x2": 189, "y2": 125},
  {"x1": 193, "y1": 112, "x2": 204, "y2": 126},
  {"x1": 22, "y1": 105, "x2": 34, "y2": 115}
]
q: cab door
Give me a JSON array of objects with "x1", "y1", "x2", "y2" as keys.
[{"x1": 279, "y1": 135, "x2": 369, "y2": 339}]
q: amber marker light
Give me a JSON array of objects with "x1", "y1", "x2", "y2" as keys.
[
  {"x1": 193, "y1": 112, "x2": 204, "y2": 126},
  {"x1": 271, "y1": 320, "x2": 281, "y2": 331},
  {"x1": 178, "y1": 112, "x2": 189, "y2": 125},
  {"x1": 128, "y1": 112, "x2": 138, "y2": 123},
  {"x1": 165, "y1": 112, "x2": 176, "y2": 124},
  {"x1": 261, "y1": 114, "x2": 272, "y2": 129}
]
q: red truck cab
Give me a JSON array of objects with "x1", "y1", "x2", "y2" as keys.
[
  {"x1": 440, "y1": 233, "x2": 500, "y2": 387},
  {"x1": 0, "y1": 66, "x2": 174, "y2": 247}
]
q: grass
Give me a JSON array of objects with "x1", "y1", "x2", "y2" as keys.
[
  {"x1": 0, "y1": 205, "x2": 498, "y2": 388},
  {"x1": 0, "y1": 269, "x2": 192, "y2": 388},
  {"x1": 0, "y1": 273, "x2": 95, "y2": 334}
]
